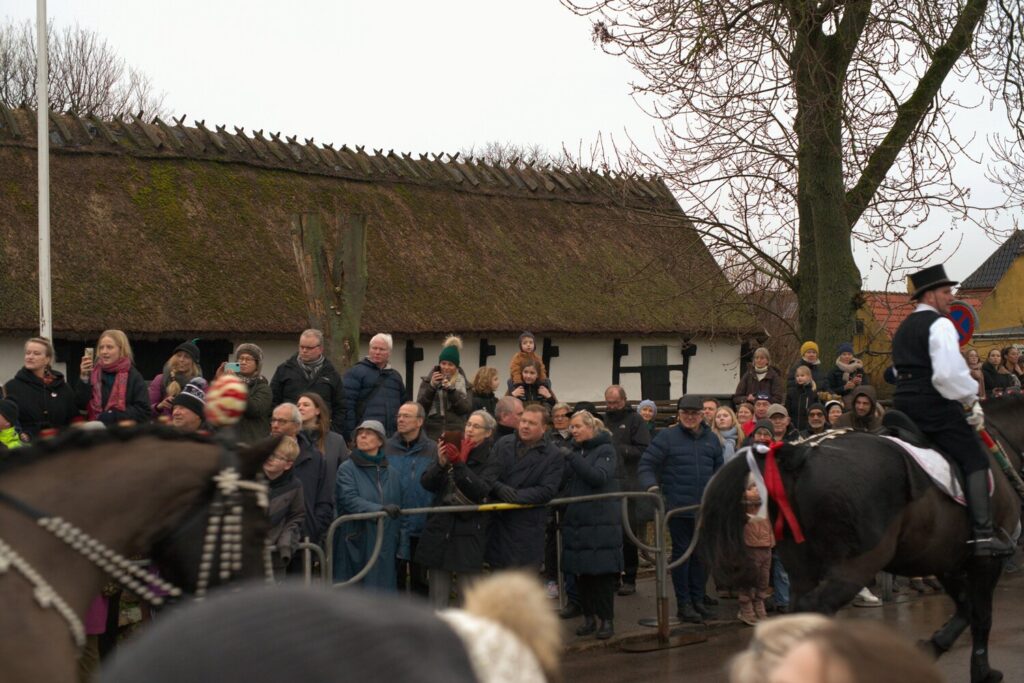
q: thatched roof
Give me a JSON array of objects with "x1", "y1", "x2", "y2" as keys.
[{"x1": 0, "y1": 105, "x2": 756, "y2": 338}]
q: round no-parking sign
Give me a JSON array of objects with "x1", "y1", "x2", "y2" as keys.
[{"x1": 948, "y1": 300, "x2": 978, "y2": 347}]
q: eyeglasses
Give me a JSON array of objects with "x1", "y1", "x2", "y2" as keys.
[
  {"x1": 299, "y1": 344, "x2": 321, "y2": 351},
  {"x1": 270, "y1": 417, "x2": 296, "y2": 425}
]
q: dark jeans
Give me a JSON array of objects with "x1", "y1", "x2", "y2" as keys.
[
  {"x1": 578, "y1": 573, "x2": 617, "y2": 620},
  {"x1": 669, "y1": 516, "x2": 704, "y2": 606}
]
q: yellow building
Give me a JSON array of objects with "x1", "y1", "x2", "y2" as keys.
[{"x1": 961, "y1": 231, "x2": 1024, "y2": 350}]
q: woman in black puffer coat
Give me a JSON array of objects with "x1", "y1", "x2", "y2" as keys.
[
  {"x1": 3, "y1": 337, "x2": 78, "y2": 439},
  {"x1": 416, "y1": 409, "x2": 505, "y2": 608},
  {"x1": 561, "y1": 410, "x2": 622, "y2": 640}
]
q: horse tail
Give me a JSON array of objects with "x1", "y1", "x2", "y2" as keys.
[{"x1": 699, "y1": 452, "x2": 758, "y2": 587}]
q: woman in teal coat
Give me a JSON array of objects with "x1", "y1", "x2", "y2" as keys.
[{"x1": 333, "y1": 420, "x2": 403, "y2": 590}]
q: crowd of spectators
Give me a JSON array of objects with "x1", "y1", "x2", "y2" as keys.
[{"x1": 1, "y1": 330, "x2": 1021, "y2": 644}]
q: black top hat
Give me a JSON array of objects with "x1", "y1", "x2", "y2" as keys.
[{"x1": 907, "y1": 265, "x2": 958, "y2": 300}]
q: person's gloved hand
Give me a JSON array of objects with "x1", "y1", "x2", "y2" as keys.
[
  {"x1": 382, "y1": 504, "x2": 401, "y2": 519},
  {"x1": 439, "y1": 442, "x2": 459, "y2": 464},
  {"x1": 492, "y1": 483, "x2": 518, "y2": 503},
  {"x1": 456, "y1": 438, "x2": 474, "y2": 464},
  {"x1": 966, "y1": 401, "x2": 985, "y2": 429}
]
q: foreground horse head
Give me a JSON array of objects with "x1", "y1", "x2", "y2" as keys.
[
  {"x1": 0, "y1": 425, "x2": 277, "y2": 683},
  {"x1": 700, "y1": 398, "x2": 1024, "y2": 683}
]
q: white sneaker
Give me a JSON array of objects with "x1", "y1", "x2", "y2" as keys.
[
  {"x1": 546, "y1": 581, "x2": 559, "y2": 599},
  {"x1": 853, "y1": 587, "x2": 882, "y2": 607}
]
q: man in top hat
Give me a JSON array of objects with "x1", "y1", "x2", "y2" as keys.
[{"x1": 892, "y1": 265, "x2": 1013, "y2": 556}]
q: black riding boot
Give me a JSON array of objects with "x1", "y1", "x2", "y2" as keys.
[{"x1": 965, "y1": 470, "x2": 1015, "y2": 557}]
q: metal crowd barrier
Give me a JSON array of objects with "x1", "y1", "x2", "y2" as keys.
[{"x1": 303, "y1": 491, "x2": 702, "y2": 646}]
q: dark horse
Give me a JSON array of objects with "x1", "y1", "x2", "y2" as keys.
[
  {"x1": 701, "y1": 397, "x2": 1024, "y2": 683},
  {"x1": 0, "y1": 426, "x2": 276, "y2": 683}
]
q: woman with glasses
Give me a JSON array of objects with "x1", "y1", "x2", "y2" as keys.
[
  {"x1": 217, "y1": 343, "x2": 272, "y2": 445},
  {"x1": 416, "y1": 409, "x2": 502, "y2": 608}
]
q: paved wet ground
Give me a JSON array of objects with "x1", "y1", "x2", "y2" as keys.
[{"x1": 562, "y1": 570, "x2": 1024, "y2": 682}]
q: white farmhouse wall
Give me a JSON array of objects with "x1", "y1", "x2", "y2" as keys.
[
  {"x1": 359, "y1": 334, "x2": 741, "y2": 403},
  {"x1": 0, "y1": 338, "x2": 25, "y2": 385}
]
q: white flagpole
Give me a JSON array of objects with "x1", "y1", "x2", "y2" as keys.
[{"x1": 37, "y1": 0, "x2": 52, "y2": 339}]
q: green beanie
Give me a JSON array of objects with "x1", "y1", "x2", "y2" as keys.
[{"x1": 439, "y1": 344, "x2": 460, "y2": 366}]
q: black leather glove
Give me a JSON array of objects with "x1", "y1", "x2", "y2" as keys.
[
  {"x1": 382, "y1": 504, "x2": 401, "y2": 519},
  {"x1": 492, "y1": 483, "x2": 518, "y2": 503}
]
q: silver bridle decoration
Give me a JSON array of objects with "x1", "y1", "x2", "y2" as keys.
[
  {"x1": 195, "y1": 467, "x2": 270, "y2": 600},
  {"x1": 0, "y1": 465, "x2": 271, "y2": 646}
]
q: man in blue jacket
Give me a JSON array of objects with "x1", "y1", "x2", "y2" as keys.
[
  {"x1": 382, "y1": 402, "x2": 437, "y2": 595},
  {"x1": 341, "y1": 333, "x2": 406, "y2": 442},
  {"x1": 638, "y1": 394, "x2": 723, "y2": 624}
]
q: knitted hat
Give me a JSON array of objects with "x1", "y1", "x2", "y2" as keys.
[
  {"x1": 173, "y1": 340, "x2": 201, "y2": 365},
  {"x1": 767, "y1": 403, "x2": 789, "y2": 418},
  {"x1": 800, "y1": 341, "x2": 819, "y2": 357},
  {"x1": 837, "y1": 342, "x2": 854, "y2": 355},
  {"x1": 355, "y1": 419, "x2": 387, "y2": 443},
  {"x1": 518, "y1": 331, "x2": 535, "y2": 344},
  {"x1": 753, "y1": 392, "x2": 772, "y2": 403},
  {"x1": 235, "y1": 343, "x2": 264, "y2": 372},
  {"x1": 0, "y1": 399, "x2": 19, "y2": 426},
  {"x1": 824, "y1": 399, "x2": 844, "y2": 415},
  {"x1": 439, "y1": 335, "x2": 462, "y2": 366},
  {"x1": 172, "y1": 378, "x2": 207, "y2": 417},
  {"x1": 753, "y1": 419, "x2": 774, "y2": 435},
  {"x1": 636, "y1": 399, "x2": 658, "y2": 415},
  {"x1": 807, "y1": 402, "x2": 825, "y2": 415}
]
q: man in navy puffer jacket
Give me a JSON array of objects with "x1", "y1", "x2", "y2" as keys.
[{"x1": 638, "y1": 394, "x2": 723, "y2": 624}]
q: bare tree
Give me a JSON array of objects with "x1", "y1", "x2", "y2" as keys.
[
  {"x1": 460, "y1": 140, "x2": 575, "y2": 169},
  {"x1": 0, "y1": 19, "x2": 167, "y2": 118},
  {"x1": 562, "y1": 0, "x2": 1024, "y2": 355}
]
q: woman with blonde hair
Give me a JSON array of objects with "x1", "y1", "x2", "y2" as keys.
[
  {"x1": 4, "y1": 336, "x2": 78, "y2": 439},
  {"x1": 728, "y1": 614, "x2": 831, "y2": 683},
  {"x1": 561, "y1": 410, "x2": 622, "y2": 640},
  {"x1": 149, "y1": 341, "x2": 204, "y2": 419},
  {"x1": 713, "y1": 406, "x2": 745, "y2": 463},
  {"x1": 75, "y1": 329, "x2": 150, "y2": 425}
]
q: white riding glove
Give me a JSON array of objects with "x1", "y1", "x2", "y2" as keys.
[{"x1": 965, "y1": 401, "x2": 985, "y2": 430}]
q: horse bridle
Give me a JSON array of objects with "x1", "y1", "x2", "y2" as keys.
[{"x1": 0, "y1": 441, "x2": 271, "y2": 648}]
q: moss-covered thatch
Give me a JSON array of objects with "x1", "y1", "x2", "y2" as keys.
[{"x1": 0, "y1": 107, "x2": 756, "y2": 338}]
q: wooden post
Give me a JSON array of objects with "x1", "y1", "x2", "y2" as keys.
[{"x1": 289, "y1": 212, "x2": 368, "y2": 371}]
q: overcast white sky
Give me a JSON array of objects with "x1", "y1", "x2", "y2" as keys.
[{"x1": 6, "y1": 0, "x2": 1017, "y2": 290}]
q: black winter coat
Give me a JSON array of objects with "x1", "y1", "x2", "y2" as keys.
[
  {"x1": 604, "y1": 407, "x2": 653, "y2": 524},
  {"x1": 470, "y1": 391, "x2": 497, "y2": 417},
  {"x1": 74, "y1": 366, "x2": 151, "y2": 425},
  {"x1": 415, "y1": 438, "x2": 503, "y2": 572},
  {"x1": 485, "y1": 434, "x2": 564, "y2": 569},
  {"x1": 4, "y1": 368, "x2": 78, "y2": 438},
  {"x1": 270, "y1": 355, "x2": 346, "y2": 436},
  {"x1": 267, "y1": 469, "x2": 305, "y2": 566},
  {"x1": 785, "y1": 384, "x2": 816, "y2": 433},
  {"x1": 290, "y1": 431, "x2": 335, "y2": 543},
  {"x1": 561, "y1": 432, "x2": 623, "y2": 576}
]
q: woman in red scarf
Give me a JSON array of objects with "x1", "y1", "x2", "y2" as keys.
[{"x1": 74, "y1": 329, "x2": 151, "y2": 425}]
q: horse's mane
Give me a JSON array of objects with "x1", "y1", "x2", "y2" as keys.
[{"x1": 0, "y1": 424, "x2": 217, "y2": 477}]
